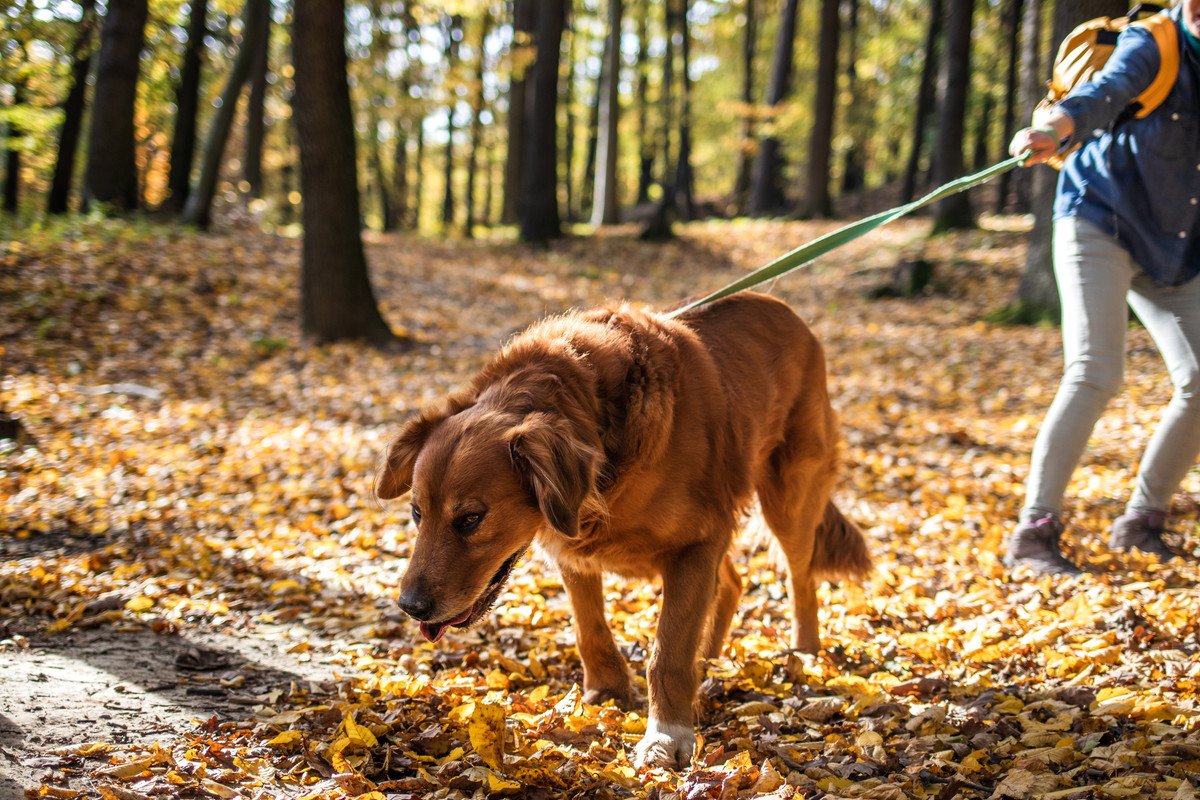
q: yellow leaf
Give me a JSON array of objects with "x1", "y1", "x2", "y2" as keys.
[
  {"x1": 468, "y1": 702, "x2": 506, "y2": 770},
  {"x1": 342, "y1": 714, "x2": 378, "y2": 748},
  {"x1": 529, "y1": 685, "x2": 549, "y2": 704},
  {"x1": 486, "y1": 772, "x2": 521, "y2": 793},
  {"x1": 125, "y1": 596, "x2": 154, "y2": 612},
  {"x1": 267, "y1": 731, "x2": 303, "y2": 748}
]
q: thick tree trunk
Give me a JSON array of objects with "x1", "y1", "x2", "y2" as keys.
[
  {"x1": 591, "y1": 0, "x2": 622, "y2": 226},
  {"x1": 840, "y1": 0, "x2": 866, "y2": 196},
  {"x1": 803, "y1": 0, "x2": 840, "y2": 218},
  {"x1": 635, "y1": 0, "x2": 654, "y2": 204},
  {"x1": 47, "y1": 0, "x2": 98, "y2": 215},
  {"x1": 83, "y1": 0, "x2": 149, "y2": 212},
  {"x1": 995, "y1": 0, "x2": 1024, "y2": 212},
  {"x1": 639, "y1": 0, "x2": 677, "y2": 239},
  {"x1": 292, "y1": 0, "x2": 396, "y2": 346},
  {"x1": 162, "y1": 0, "x2": 208, "y2": 212},
  {"x1": 931, "y1": 0, "x2": 976, "y2": 232},
  {"x1": 748, "y1": 0, "x2": 800, "y2": 216},
  {"x1": 1012, "y1": 0, "x2": 1041, "y2": 213},
  {"x1": 901, "y1": 0, "x2": 943, "y2": 204},
  {"x1": 465, "y1": 10, "x2": 492, "y2": 236},
  {"x1": 674, "y1": 0, "x2": 696, "y2": 220},
  {"x1": 1014, "y1": 0, "x2": 1127, "y2": 320},
  {"x1": 519, "y1": 0, "x2": 566, "y2": 243},
  {"x1": 733, "y1": 0, "x2": 756, "y2": 210},
  {"x1": 502, "y1": 0, "x2": 535, "y2": 225},
  {"x1": 244, "y1": 0, "x2": 270, "y2": 199},
  {"x1": 181, "y1": 0, "x2": 268, "y2": 228}
]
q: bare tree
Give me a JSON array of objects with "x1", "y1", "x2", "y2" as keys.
[{"x1": 518, "y1": 0, "x2": 566, "y2": 243}]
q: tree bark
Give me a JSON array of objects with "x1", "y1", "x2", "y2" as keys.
[
  {"x1": 162, "y1": 0, "x2": 207, "y2": 212},
  {"x1": 465, "y1": 10, "x2": 492, "y2": 236},
  {"x1": 803, "y1": 0, "x2": 840, "y2": 218},
  {"x1": 580, "y1": 32, "x2": 606, "y2": 221},
  {"x1": 292, "y1": 0, "x2": 396, "y2": 346},
  {"x1": 3, "y1": 82, "x2": 25, "y2": 214},
  {"x1": 901, "y1": 0, "x2": 943, "y2": 203},
  {"x1": 441, "y1": 14, "x2": 462, "y2": 235},
  {"x1": 931, "y1": 0, "x2": 976, "y2": 232},
  {"x1": 83, "y1": 0, "x2": 149, "y2": 212},
  {"x1": 562, "y1": 3, "x2": 577, "y2": 221},
  {"x1": 639, "y1": 0, "x2": 677, "y2": 239},
  {"x1": 635, "y1": 0, "x2": 654, "y2": 204},
  {"x1": 674, "y1": 0, "x2": 696, "y2": 220},
  {"x1": 840, "y1": 0, "x2": 866, "y2": 196},
  {"x1": 519, "y1": 0, "x2": 566, "y2": 243},
  {"x1": 733, "y1": 0, "x2": 756, "y2": 210},
  {"x1": 47, "y1": 0, "x2": 98, "y2": 215},
  {"x1": 973, "y1": 93, "x2": 994, "y2": 172},
  {"x1": 502, "y1": 0, "x2": 535, "y2": 225},
  {"x1": 181, "y1": 0, "x2": 269, "y2": 228},
  {"x1": 995, "y1": 0, "x2": 1024, "y2": 212},
  {"x1": 591, "y1": 0, "x2": 622, "y2": 226},
  {"x1": 748, "y1": 0, "x2": 800, "y2": 216},
  {"x1": 1014, "y1": 0, "x2": 1126, "y2": 320},
  {"x1": 244, "y1": 0, "x2": 270, "y2": 199},
  {"x1": 1012, "y1": 0, "x2": 1041, "y2": 213}
]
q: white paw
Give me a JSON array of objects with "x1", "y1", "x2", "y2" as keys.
[{"x1": 632, "y1": 719, "x2": 695, "y2": 770}]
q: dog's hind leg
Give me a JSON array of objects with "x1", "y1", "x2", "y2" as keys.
[
  {"x1": 701, "y1": 553, "x2": 742, "y2": 659},
  {"x1": 561, "y1": 567, "x2": 635, "y2": 707},
  {"x1": 756, "y1": 414, "x2": 838, "y2": 654}
]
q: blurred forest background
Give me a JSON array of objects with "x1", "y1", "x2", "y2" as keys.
[{"x1": 1, "y1": 0, "x2": 1142, "y2": 340}]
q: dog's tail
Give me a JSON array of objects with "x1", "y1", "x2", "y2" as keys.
[{"x1": 811, "y1": 501, "x2": 872, "y2": 580}]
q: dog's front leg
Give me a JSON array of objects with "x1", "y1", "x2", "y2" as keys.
[
  {"x1": 633, "y1": 544, "x2": 722, "y2": 770},
  {"x1": 561, "y1": 567, "x2": 635, "y2": 707}
]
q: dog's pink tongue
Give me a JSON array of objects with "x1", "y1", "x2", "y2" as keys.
[
  {"x1": 417, "y1": 607, "x2": 474, "y2": 643},
  {"x1": 419, "y1": 621, "x2": 448, "y2": 642}
]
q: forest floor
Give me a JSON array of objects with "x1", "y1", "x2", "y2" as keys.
[{"x1": 2, "y1": 215, "x2": 1199, "y2": 800}]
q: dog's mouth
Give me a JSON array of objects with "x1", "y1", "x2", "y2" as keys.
[{"x1": 416, "y1": 547, "x2": 526, "y2": 643}]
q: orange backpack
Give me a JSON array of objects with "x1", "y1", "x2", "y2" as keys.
[{"x1": 1038, "y1": 3, "x2": 1179, "y2": 168}]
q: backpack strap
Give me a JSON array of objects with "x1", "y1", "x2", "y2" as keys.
[{"x1": 1130, "y1": 12, "x2": 1179, "y2": 118}]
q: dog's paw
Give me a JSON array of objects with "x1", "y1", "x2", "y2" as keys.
[
  {"x1": 583, "y1": 685, "x2": 637, "y2": 709},
  {"x1": 631, "y1": 720, "x2": 694, "y2": 770}
]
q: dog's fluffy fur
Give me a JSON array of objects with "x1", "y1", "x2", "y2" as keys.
[{"x1": 376, "y1": 292, "x2": 870, "y2": 768}]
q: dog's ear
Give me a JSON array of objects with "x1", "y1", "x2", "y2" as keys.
[
  {"x1": 376, "y1": 393, "x2": 472, "y2": 500},
  {"x1": 506, "y1": 412, "x2": 599, "y2": 537}
]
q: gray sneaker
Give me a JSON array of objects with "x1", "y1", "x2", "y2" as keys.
[
  {"x1": 1003, "y1": 514, "x2": 1082, "y2": 576},
  {"x1": 1109, "y1": 510, "x2": 1176, "y2": 561}
]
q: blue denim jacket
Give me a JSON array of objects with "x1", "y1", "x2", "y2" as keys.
[{"x1": 1054, "y1": 5, "x2": 1200, "y2": 286}]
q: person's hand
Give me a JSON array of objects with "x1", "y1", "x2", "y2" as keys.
[{"x1": 1009, "y1": 127, "x2": 1060, "y2": 165}]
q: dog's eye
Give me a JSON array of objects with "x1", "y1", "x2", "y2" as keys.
[
  {"x1": 410, "y1": 506, "x2": 422, "y2": 525},
  {"x1": 453, "y1": 512, "x2": 484, "y2": 535}
]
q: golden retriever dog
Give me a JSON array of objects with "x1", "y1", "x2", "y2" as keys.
[{"x1": 375, "y1": 292, "x2": 870, "y2": 769}]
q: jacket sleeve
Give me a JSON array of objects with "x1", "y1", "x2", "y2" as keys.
[{"x1": 1055, "y1": 24, "x2": 1163, "y2": 149}]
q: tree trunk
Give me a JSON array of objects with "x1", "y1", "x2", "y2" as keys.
[
  {"x1": 674, "y1": 0, "x2": 696, "y2": 220},
  {"x1": 502, "y1": 0, "x2": 535, "y2": 225},
  {"x1": 162, "y1": 0, "x2": 208, "y2": 212},
  {"x1": 441, "y1": 14, "x2": 463, "y2": 235},
  {"x1": 748, "y1": 0, "x2": 800, "y2": 216},
  {"x1": 591, "y1": 0, "x2": 622, "y2": 226},
  {"x1": 562, "y1": 4, "x2": 577, "y2": 221},
  {"x1": 3, "y1": 82, "x2": 25, "y2": 213},
  {"x1": 733, "y1": 0, "x2": 756, "y2": 210},
  {"x1": 391, "y1": 117, "x2": 409, "y2": 230},
  {"x1": 635, "y1": 0, "x2": 654, "y2": 204},
  {"x1": 244, "y1": 0, "x2": 270, "y2": 199},
  {"x1": 840, "y1": 0, "x2": 866, "y2": 196},
  {"x1": 519, "y1": 0, "x2": 566, "y2": 243},
  {"x1": 83, "y1": 0, "x2": 149, "y2": 212},
  {"x1": 181, "y1": 0, "x2": 269, "y2": 227},
  {"x1": 901, "y1": 0, "x2": 943, "y2": 203},
  {"x1": 292, "y1": 0, "x2": 396, "y2": 346},
  {"x1": 931, "y1": 0, "x2": 976, "y2": 232},
  {"x1": 1014, "y1": 0, "x2": 1126, "y2": 320},
  {"x1": 580, "y1": 33, "x2": 606, "y2": 221},
  {"x1": 47, "y1": 0, "x2": 98, "y2": 215},
  {"x1": 973, "y1": 93, "x2": 994, "y2": 172},
  {"x1": 370, "y1": 114, "x2": 392, "y2": 231},
  {"x1": 995, "y1": 0, "x2": 1024, "y2": 212},
  {"x1": 413, "y1": 116, "x2": 426, "y2": 229},
  {"x1": 639, "y1": 0, "x2": 677, "y2": 239},
  {"x1": 483, "y1": 132, "x2": 496, "y2": 226},
  {"x1": 1012, "y1": 0, "x2": 1041, "y2": 213},
  {"x1": 803, "y1": 0, "x2": 840, "y2": 218},
  {"x1": 465, "y1": 10, "x2": 492, "y2": 236}
]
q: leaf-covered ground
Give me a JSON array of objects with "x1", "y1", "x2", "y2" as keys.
[{"x1": 2, "y1": 216, "x2": 1199, "y2": 800}]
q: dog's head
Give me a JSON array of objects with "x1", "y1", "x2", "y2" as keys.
[{"x1": 376, "y1": 399, "x2": 601, "y2": 641}]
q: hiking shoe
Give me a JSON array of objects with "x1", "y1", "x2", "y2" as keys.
[
  {"x1": 1003, "y1": 514, "x2": 1082, "y2": 576},
  {"x1": 1109, "y1": 510, "x2": 1176, "y2": 561}
]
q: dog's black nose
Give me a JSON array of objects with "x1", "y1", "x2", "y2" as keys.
[{"x1": 398, "y1": 589, "x2": 435, "y2": 621}]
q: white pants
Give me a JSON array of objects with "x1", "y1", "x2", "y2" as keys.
[{"x1": 1023, "y1": 216, "x2": 1200, "y2": 518}]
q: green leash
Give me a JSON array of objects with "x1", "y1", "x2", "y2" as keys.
[{"x1": 666, "y1": 152, "x2": 1031, "y2": 318}]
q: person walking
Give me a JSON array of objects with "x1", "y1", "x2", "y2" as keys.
[{"x1": 1006, "y1": 0, "x2": 1200, "y2": 575}]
